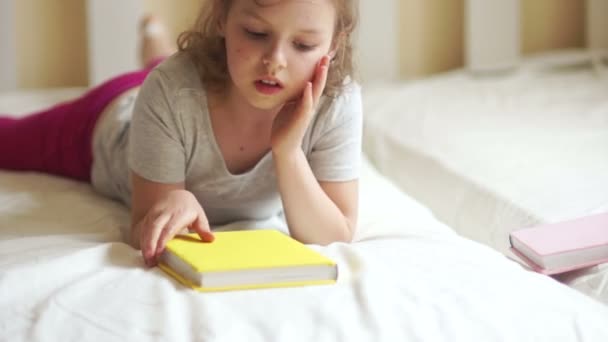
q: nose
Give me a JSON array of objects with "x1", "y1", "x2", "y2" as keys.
[{"x1": 262, "y1": 41, "x2": 287, "y2": 75}]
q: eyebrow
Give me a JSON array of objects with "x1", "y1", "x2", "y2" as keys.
[{"x1": 241, "y1": 9, "x2": 323, "y2": 34}]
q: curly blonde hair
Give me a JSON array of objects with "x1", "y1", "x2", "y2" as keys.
[{"x1": 177, "y1": 0, "x2": 358, "y2": 97}]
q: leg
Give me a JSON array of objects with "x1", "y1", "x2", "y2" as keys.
[
  {"x1": 0, "y1": 70, "x2": 150, "y2": 181},
  {"x1": 139, "y1": 14, "x2": 177, "y2": 69},
  {"x1": 0, "y1": 15, "x2": 175, "y2": 182}
]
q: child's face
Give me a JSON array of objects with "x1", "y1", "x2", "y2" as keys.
[{"x1": 222, "y1": 0, "x2": 336, "y2": 111}]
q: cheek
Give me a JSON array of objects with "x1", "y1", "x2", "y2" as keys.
[
  {"x1": 228, "y1": 45, "x2": 249, "y2": 65},
  {"x1": 226, "y1": 48, "x2": 256, "y2": 83},
  {"x1": 292, "y1": 56, "x2": 322, "y2": 82},
  {"x1": 226, "y1": 38, "x2": 257, "y2": 68},
  {"x1": 286, "y1": 60, "x2": 319, "y2": 99},
  {"x1": 233, "y1": 45, "x2": 251, "y2": 60}
]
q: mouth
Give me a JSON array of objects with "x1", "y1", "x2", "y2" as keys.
[{"x1": 254, "y1": 77, "x2": 284, "y2": 95}]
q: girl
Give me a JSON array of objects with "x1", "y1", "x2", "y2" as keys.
[{"x1": 0, "y1": 0, "x2": 361, "y2": 267}]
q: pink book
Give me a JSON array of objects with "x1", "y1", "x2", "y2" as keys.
[{"x1": 509, "y1": 212, "x2": 608, "y2": 275}]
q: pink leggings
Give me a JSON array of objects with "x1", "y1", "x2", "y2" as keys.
[{"x1": 0, "y1": 61, "x2": 161, "y2": 182}]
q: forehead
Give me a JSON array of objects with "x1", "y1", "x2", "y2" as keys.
[{"x1": 231, "y1": 0, "x2": 337, "y2": 30}]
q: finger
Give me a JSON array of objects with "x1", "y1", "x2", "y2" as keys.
[
  {"x1": 300, "y1": 82, "x2": 313, "y2": 117},
  {"x1": 155, "y1": 211, "x2": 195, "y2": 257},
  {"x1": 154, "y1": 225, "x2": 174, "y2": 259},
  {"x1": 141, "y1": 212, "x2": 169, "y2": 266},
  {"x1": 312, "y1": 55, "x2": 330, "y2": 104},
  {"x1": 191, "y1": 214, "x2": 215, "y2": 242},
  {"x1": 141, "y1": 215, "x2": 161, "y2": 265},
  {"x1": 281, "y1": 101, "x2": 297, "y2": 117}
]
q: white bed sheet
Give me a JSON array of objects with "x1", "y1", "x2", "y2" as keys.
[
  {"x1": 2, "y1": 89, "x2": 608, "y2": 341},
  {"x1": 362, "y1": 50, "x2": 608, "y2": 303}
]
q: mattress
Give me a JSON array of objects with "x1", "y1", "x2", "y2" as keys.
[
  {"x1": 362, "y1": 49, "x2": 608, "y2": 303},
  {"x1": 2, "y1": 88, "x2": 608, "y2": 341}
]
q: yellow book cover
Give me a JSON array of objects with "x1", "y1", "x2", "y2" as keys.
[{"x1": 158, "y1": 229, "x2": 338, "y2": 292}]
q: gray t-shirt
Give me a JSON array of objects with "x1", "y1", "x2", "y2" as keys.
[{"x1": 91, "y1": 53, "x2": 362, "y2": 226}]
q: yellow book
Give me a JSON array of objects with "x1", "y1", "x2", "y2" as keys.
[{"x1": 158, "y1": 229, "x2": 338, "y2": 292}]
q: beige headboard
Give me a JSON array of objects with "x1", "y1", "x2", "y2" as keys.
[
  {"x1": 399, "y1": 0, "x2": 587, "y2": 78},
  {"x1": 4, "y1": 0, "x2": 201, "y2": 89},
  {"x1": 1, "y1": 0, "x2": 600, "y2": 89}
]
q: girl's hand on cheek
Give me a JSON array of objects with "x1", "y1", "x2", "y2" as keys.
[
  {"x1": 270, "y1": 55, "x2": 330, "y2": 157},
  {"x1": 138, "y1": 189, "x2": 214, "y2": 267}
]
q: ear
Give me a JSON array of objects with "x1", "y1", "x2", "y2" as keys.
[
  {"x1": 328, "y1": 48, "x2": 337, "y2": 60},
  {"x1": 328, "y1": 32, "x2": 345, "y2": 60},
  {"x1": 217, "y1": 18, "x2": 226, "y2": 37}
]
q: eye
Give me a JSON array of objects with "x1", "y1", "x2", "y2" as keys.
[
  {"x1": 294, "y1": 42, "x2": 316, "y2": 52},
  {"x1": 244, "y1": 28, "x2": 267, "y2": 39}
]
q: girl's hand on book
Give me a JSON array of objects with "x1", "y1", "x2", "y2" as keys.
[
  {"x1": 137, "y1": 189, "x2": 214, "y2": 266},
  {"x1": 270, "y1": 55, "x2": 330, "y2": 157}
]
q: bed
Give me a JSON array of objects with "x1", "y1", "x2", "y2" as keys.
[
  {"x1": 362, "y1": 49, "x2": 608, "y2": 304},
  {"x1": 2, "y1": 86, "x2": 608, "y2": 341}
]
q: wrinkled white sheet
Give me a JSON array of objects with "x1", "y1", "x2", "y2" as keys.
[
  {"x1": 2, "y1": 88, "x2": 608, "y2": 341},
  {"x1": 362, "y1": 49, "x2": 608, "y2": 304}
]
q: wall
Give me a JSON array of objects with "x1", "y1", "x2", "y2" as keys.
[
  {"x1": 587, "y1": 0, "x2": 608, "y2": 50},
  {"x1": 15, "y1": 0, "x2": 88, "y2": 88},
  {"x1": 11, "y1": 0, "x2": 200, "y2": 89},
  {"x1": 399, "y1": 0, "x2": 585, "y2": 79},
  {"x1": 356, "y1": 0, "x2": 401, "y2": 82},
  {"x1": 521, "y1": 0, "x2": 585, "y2": 53},
  {"x1": 143, "y1": 0, "x2": 202, "y2": 41},
  {"x1": 0, "y1": 0, "x2": 17, "y2": 91},
  {"x1": 400, "y1": 0, "x2": 464, "y2": 78},
  {"x1": 8, "y1": 0, "x2": 589, "y2": 88},
  {"x1": 86, "y1": 0, "x2": 142, "y2": 86}
]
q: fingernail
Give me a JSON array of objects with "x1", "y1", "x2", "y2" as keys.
[
  {"x1": 144, "y1": 252, "x2": 152, "y2": 266},
  {"x1": 322, "y1": 55, "x2": 330, "y2": 67}
]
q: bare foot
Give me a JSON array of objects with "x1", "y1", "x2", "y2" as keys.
[{"x1": 139, "y1": 15, "x2": 176, "y2": 68}]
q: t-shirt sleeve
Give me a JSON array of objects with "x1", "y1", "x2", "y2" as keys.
[
  {"x1": 128, "y1": 69, "x2": 186, "y2": 183},
  {"x1": 308, "y1": 82, "x2": 363, "y2": 182}
]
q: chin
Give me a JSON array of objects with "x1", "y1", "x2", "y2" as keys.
[
  {"x1": 247, "y1": 92, "x2": 289, "y2": 111},
  {"x1": 249, "y1": 99, "x2": 284, "y2": 112}
]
